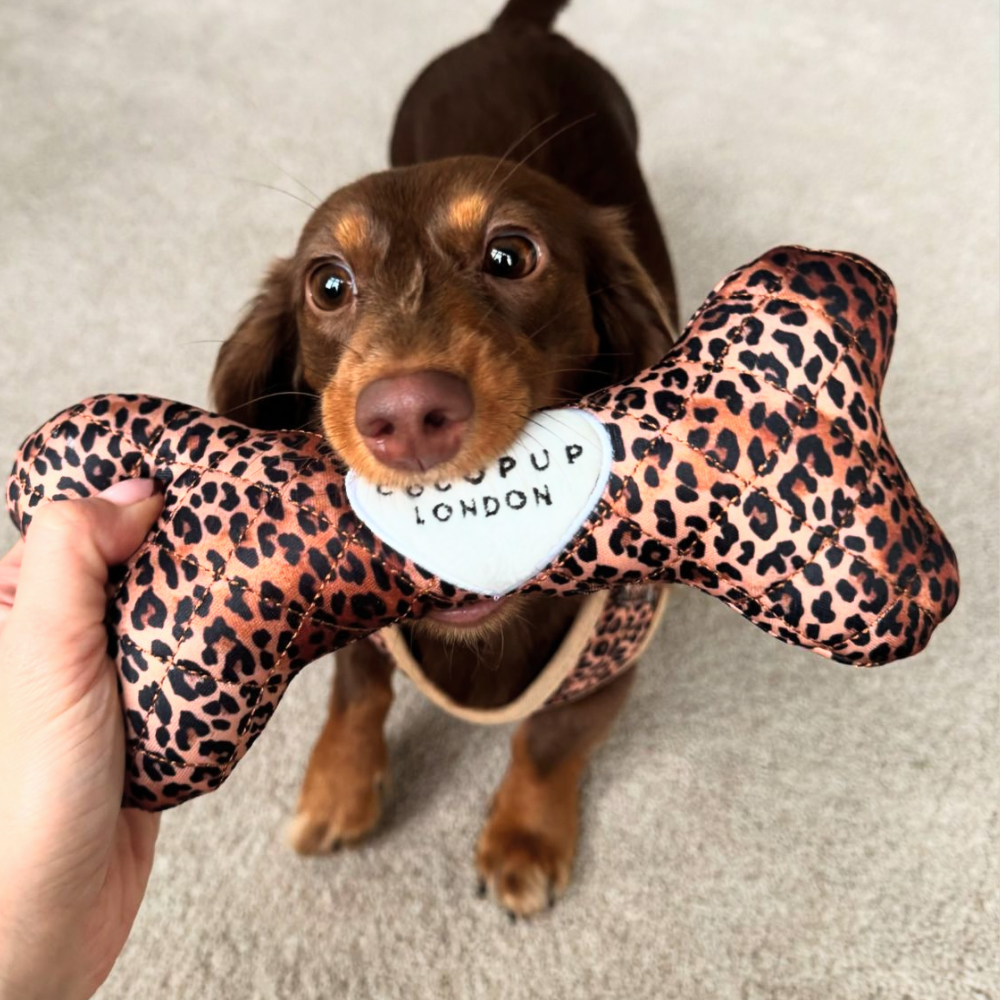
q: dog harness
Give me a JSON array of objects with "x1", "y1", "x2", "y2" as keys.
[{"x1": 371, "y1": 584, "x2": 670, "y2": 724}]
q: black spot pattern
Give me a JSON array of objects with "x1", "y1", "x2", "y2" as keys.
[{"x1": 6, "y1": 246, "x2": 959, "y2": 811}]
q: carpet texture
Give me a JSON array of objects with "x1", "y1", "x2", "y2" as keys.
[{"x1": 1, "y1": 1, "x2": 998, "y2": 997}]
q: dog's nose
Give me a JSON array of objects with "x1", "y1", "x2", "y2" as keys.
[{"x1": 355, "y1": 371, "x2": 474, "y2": 473}]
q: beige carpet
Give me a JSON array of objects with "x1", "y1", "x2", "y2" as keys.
[{"x1": 1, "y1": 1, "x2": 998, "y2": 997}]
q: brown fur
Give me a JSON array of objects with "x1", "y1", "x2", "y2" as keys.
[
  {"x1": 212, "y1": 0, "x2": 676, "y2": 916},
  {"x1": 476, "y1": 664, "x2": 638, "y2": 916},
  {"x1": 286, "y1": 638, "x2": 394, "y2": 853}
]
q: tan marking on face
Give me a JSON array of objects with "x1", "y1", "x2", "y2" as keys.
[
  {"x1": 447, "y1": 193, "x2": 489, "y2": 232},
  {"x1": 334, "y1": 210, "x2": 370, "y2": 251}
]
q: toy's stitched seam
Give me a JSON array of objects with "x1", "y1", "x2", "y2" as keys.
[
  {"x1": 127, "y1": 584, "x2": 216, "y2": 753},
  {"x1": 599, "y1": 506, "x2": 934, "y2": 638},
  {"x1": 109, "y1": 435, "x2": 236, "y2": 606},
  {"x1": 600, "y1": 426, "x2": 878, "y2": 614},
  {"x1": 713, "y1": 366, "x2": 879, "y2": 486},
  {"x1": 131, "y1": 486, "x2": 439, "y2": 780},
  {"x1": 579, "y1": 254, "x2": 895, "y2": 653},
  {"x1": 120, "y1": 632, "x2": 300, "y2": 688},
  {"x1": 590, "y1": 261, "x2": 875, "y2": 438},
  {"x1": 12, "y1": 416, "x2": 83, "y2": 522},
  {"x1": 608, "y1": 359, "x2": 879, "y2": 496},
  {"x1": 640, "y1": 559, "x2": 802, "y2": 649},
  {"x1": 81, "y1": 405, "x2": 331, "y2": 465},
  {"x1": 129, "y1": 445, "x2": 278, "y2": 753},
  {"x1": 69, "y1": 410, "x2": 346, "y2": 524},
  {"x1": 606, "y1": 396, "x2": 876, "y2": 584},
  {"x1": 758, "y1": 537, "x2": 834, "y2": 601},
  {"x1": 69, "y1": 406, "x2": 330, "y2": 459},
  {"x1": 217, "y1": 456, "x2": 350, "y2": 768},
  {"x1": 164, "y1": 454, "x2": 334, "y2": 756},
  {"x1": 121, "y1": 546, "x2": 377, "y2": 634},
  {"x1": 150, "y1": 504, "x2": 421, "y2": 601},
  {"x1": 65, "y1": 411, "x2": 433, "y2": 599},
  {"x1": 18, "y1": 411, "x2": 180, "y2": 604},
  {"x1": 12, "y1": 419, "x2": 254, "y2": 761},
  {"x1": 130, "y1": 744, "x2": 227, "y2": 774},
  {"x1": 713, "y1": 266, "x2": 885, "y2": 372},
  {"x1": 604, "y1": 311, "x2": 748, "y2": 427},
  {"x1": 688, "y1": 311, "x2": 748, "y2": 385},
  {"x1": 530, "y1": 435, "x2": 656, "y2": 585},
  {"x1": 826, "y1": 591, "x2": 909, "y2": 654},
  {"x1": 620, "y1": 286, "x2": 879, "y2": 456},
  {"x1": 20, "y1": 411, "x2": 427, "y2": 618},
  {"x1": 656, "y1": 417, "x2": 862, "y2": 559},
  {"x1": 131, "y1": 572, "x2": 441, "y2": 781},
  {"x1": 141, "y1": 421, "x2": 168, "y2": 461},
  {"x1": 218, "y1": 557, "x2": 343, "y2": 780},
  {"x1": 554, "y1": 489, "x2": 929, "y2": 655},
  {"x1": 16, "y1": 475, "x2": 61, "y2": 507}
]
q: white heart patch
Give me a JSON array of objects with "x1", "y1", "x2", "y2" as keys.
[{"x1": 345, "y1": 409, "x2": 612, "y2": 596}]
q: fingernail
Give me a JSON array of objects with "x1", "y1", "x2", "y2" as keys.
[{"x1": 99, "y1": 478, "x2": 159, "y2": 506}]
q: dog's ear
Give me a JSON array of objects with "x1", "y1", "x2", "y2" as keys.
[
  {"x1": 211, "y1": 258, "x2": 314, "y2": 430},
  {"x1": 584, "y1": 207, "x2": 677, "y2": 386}
]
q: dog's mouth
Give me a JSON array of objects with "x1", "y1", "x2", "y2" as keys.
[{"x1": 423, "y1": 594, "x2": 509, "y2": 628}]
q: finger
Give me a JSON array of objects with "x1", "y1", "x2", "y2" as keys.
[
  {"x1": 0, "y1": 538, "x2": 25, "y2": 574},
  {"x1": 0, "y1": 541, "x2": 25, "y2": 615},
  {"x1": 10, "y1": 487, "x2": 164, "y2": 646},
  {"x1": 1, "y1": 479, "x2": 157, "y2": 602},
  {"x1": 98, "y1": 478, "x2": 163, "y2": 508}
]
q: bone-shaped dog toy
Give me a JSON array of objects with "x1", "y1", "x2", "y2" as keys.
[{"x1": 6, "y1": 246, "x2": 959, "y2": 810}]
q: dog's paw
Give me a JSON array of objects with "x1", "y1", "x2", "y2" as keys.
[
  {"x1": 475, "y1": 821, "x2": 573, "y2": 918},
  {"x1": 286, "y1": 771, "x2": 386, "y2": 853},
  {"x1": 286, "y1": 736, "x2": 388, "y2": 854}
]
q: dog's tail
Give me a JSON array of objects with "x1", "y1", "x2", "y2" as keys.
[{"x1": 492, "y1": 0, "x2": 569, "y2": 31}]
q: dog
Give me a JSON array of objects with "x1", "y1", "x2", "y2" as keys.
[{"x1": 211, "y1": 0, "x2": 678, "y2": 918}]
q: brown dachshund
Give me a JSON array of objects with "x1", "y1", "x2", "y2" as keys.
[{"x1": 211, "y1": 0, "x2": 678, "y2": 918}]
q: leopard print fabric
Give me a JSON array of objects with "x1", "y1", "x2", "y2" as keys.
[
  {"x1": 6, "y1": 246, "x2": 959, "y2": 809},
  {"x1": 546, "y1": 584, "x2": 666, "y2": 707},
  {"x1": 548, "y1": 246, "x2": 960, "y2": 662}
]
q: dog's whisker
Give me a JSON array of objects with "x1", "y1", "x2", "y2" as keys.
[
  {"x1": 525, "y1": 411, "x2": 586, "y2": 451},
  {"x1": 492, "y1": 112, "x2": 597, "y2": 196},
  {"x1": 228, "y1": 176, "x2": 318, "y2": 212},
  {"x1": 337, "y1": 341, "x2": 366, "y2": 364},
  {"x1": 514, "y1": 412, "x2": 577, "y2": 457},
  {"x1": 476, "y1": 297, "x2": 504, "y2": 328},
  {"x1": 524, "y1": 278, "x2": 643, "y2": 342},
  {"x1": 220, "y1": 390, "x2": 321, "y2": 417},
  {"x1": 537, "y1": 367, "x2": 618, "y2": 378},
  {"x1": 483, "y1": 112, "x2": 561, "y2": 191},
  {"x1": 252, "y1": 147, "x2": 324, "y2": 208},
  {"x1": 508, "y1": 416, "x2": 548, "y2": 453}
]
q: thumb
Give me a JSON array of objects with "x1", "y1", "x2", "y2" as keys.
[{"x1": 10, "y1": 480, "x2": 164, "y2": 654}]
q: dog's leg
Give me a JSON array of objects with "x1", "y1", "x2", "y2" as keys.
[
  {"x1": 286, "y1": 638, "x2": 395, "y2": 853},
  {"x1": 475, "y1": 664, "x2": 637, "y2": 917}
]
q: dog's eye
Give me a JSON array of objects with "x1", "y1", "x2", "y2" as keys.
[
  {"x1": 483, "y1": 234, "x2": 538, "y2": 280},
  {"x1": 307, "y1": 261, "x2": 355, "y2": 311}
]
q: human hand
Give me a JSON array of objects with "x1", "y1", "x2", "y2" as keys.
[{"x1": 0, "y1": 480, "x2": 164, "y2": 1000}]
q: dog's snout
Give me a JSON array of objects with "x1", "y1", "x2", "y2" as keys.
[{"x1": 355, "y1": 371, "x2": 473, "y2": 473}]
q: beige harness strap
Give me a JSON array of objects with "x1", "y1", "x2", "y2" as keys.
[
  {"x1": 375, "y1": 584, "x2": 670, "y2": 724},
  {"x1": 378, "y1": 592, "x2": 609, "y2": 725}
]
